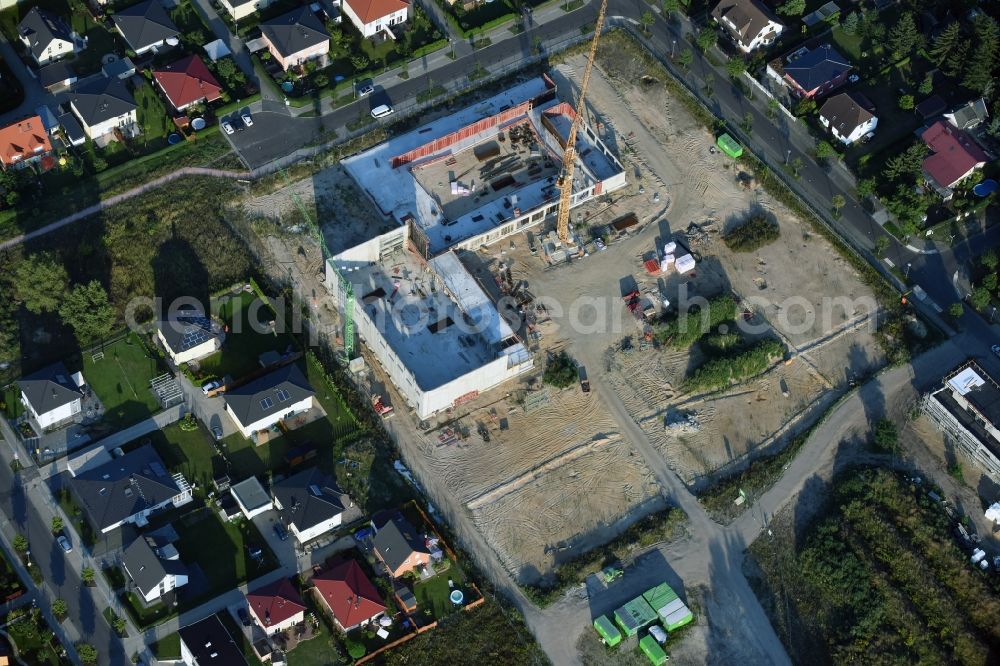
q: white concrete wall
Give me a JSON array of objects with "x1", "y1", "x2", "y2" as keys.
[
  {"x1": 291, "y1": 513, "x2": 342, "y2": 544},
  {"x1": 139, "y1": 571, "x2": 188, "y2": 603},
  {"x1": 71, "y1": 105, "x2": 137, "y2": 140},
  {"x1": 342, "y1": 2, "x2": 407, "y2": 38},
  {"x1": 24, "y1": 392, "x2": 80, "y2": 429},
  {"x1": 235, "y1": 494, "x2": 273, "y2": 520},
  {"x1": 27, "y1": 37, "x2": 75, "y2": 65},
  {"x1": 219, "y1": 0, "x2": 275, "y2": 21},
  {"x1": 740, "y1": 20, "x2": 782, "y2": 53},
  {"x1": 226, "y1": 396, "x2": 313, "y2": 438},
  {"x1": 100, "y1": 489, "x2": 193, "y2": 534},
  {"x1": 255, "y1": 609, "x2": 304, "y2": 635}
]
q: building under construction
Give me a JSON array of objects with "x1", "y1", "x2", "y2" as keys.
[{"x1": 328, "y1": 76, "x2": 626, "y2": 420}]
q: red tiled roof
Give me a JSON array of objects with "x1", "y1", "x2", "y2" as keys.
[
  {"x1": 921, "y1": 120, "x2": 989, "y2": 189},
  {"x1": 0, "y1": 115, "x2": 52, "y2": 166},
  {"x1": 313, "y1": 560, "x2": 385, "y2": 628},
  {"x1": 246, "y1": 578, "x2": 306, "y2": 628},
  {"x1": 345, "y1": 0, "x2": 408, "y2": 25},
  {"x1": 152, "y1": 55, "x2": 223, "y2": 110}
]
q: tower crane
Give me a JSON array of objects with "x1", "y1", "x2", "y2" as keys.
[{"x1": 555, "y1": 0, "x2": 609, "y2": 243}]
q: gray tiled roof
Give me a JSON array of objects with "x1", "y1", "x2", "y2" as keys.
[
  {"x1": 260, "y1": 7, "x2": 329, "y2": 59},
  {"x1": 819, "y1": 91, "x2": 875, "y2": 135},
  {"x1": 17, "y1": 362, "x2": 82, "y2": 416},
  {"x1": 69, "y1": 77, "x2": 136, "y2": 126},
  {"x1": 272, "y1": 467, "x2": 349, "y2": 533},
  {"x1": 38, "y1": 60, "x2": 76, "y2": 87},
  {"x1": 70, "y1": 445, "x2": 181, "y2": 532},
  {"x1": 373, "y1": 515, "x2": 429, "y2": 573},
  {"x1": 122, "y1": 536, "x2": 186, "y2": 597},
  {"x1": 223, "y1": 364, "x2": 314, "y2": 428},
  {"x1": 18, "y1": 7, "x2": 73, "y2": 61},
  {"x1": 112, "y1": 0, "x2": 178, "y2": 52}
]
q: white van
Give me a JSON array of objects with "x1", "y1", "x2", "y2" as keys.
[{"x1": 371, "y1": 104, "x2": 394, "y2": 118}]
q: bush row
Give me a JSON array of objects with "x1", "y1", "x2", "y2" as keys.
[
  {"x1": 722, "y1": 214, "x2": 780, "y2": 252},
  {"x1": 683, "y1": 338, "x2": 785, "y2": 393}
]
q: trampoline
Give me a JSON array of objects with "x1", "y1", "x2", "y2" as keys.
[
  {"x1": 449, "y1": 590, "x2": 464, "y2": 605},
  {"x1": 167, "y1": 133, "x2": 182, "y2": 145}
]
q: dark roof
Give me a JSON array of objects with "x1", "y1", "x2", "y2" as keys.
[
  {"x1": 915, "y1": 94, "x2": 947, "y2": 120},
  {"x1": 782, "y1": 44, "x2": 851, "y2": 92},
  {"x1": 921, "y1": 120, "x2": 989, "y2": 189},
  {"x1": 57, "y1": 112, "x2": 85, "y2": 143},
  {"x1": 223, "y1": 364, "x2": 314, "y2": 428},
  {"x1": 38, "y1": 60, "x2": 76, "y2": 88},
  {"x1": 819, "y1": 91, "x2": 875, "y2": 134},
  {"x1": 122, "y1": 537, "x2": 186, "y2": 597},
  {"x1": 711, "y1": 0, "x2": 781, "y2": 47},
  {"x1": 260, "y1": 7, "x2": 329, "y2": 58},
  {"x1": 373, "y1": 515, "x2": 429, "y2": 573},
  {"x1": 70, "y1": 444, "x2": 182, "y2": 531},
  {"x1": 17, "y1": 7, "x2": 73, "y2": 61},
  {"x1": 17, "y1": 362, "x2": 82, "y2": 415},
  {"x1": 69, "y1": 77, "x2": 136, "y2": 126},
  {"x1": 112, "y1": 0, "x2": 178, "y2": 52},
  {"x1": 946, "y1": 98, "x2": 989, "y2": 130},
  {"x1": 178, "y1": 615, "x2": 248, "y2": 666},
  {"x1": 272, "y1": 467, "x2": 349, "y2": 533},
  {"x1": 158, "y1": 306, "x2": 220, "y2": 354}
]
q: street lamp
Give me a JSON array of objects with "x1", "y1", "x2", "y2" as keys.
[
  {"x1": 671, "y1": 39, "x2": 676, "y2": 58},
  {"x1": 785, "y1": 149, "x2": 791, "y2": 165},
  {"x1": 905, "y1": 263, "x2": 911, "y2": 279}
]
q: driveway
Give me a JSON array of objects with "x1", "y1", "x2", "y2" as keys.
[{"x1": 177, "y1": 372, "x2": 237, "y2": 438}]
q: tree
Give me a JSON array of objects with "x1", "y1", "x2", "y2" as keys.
[
  {"x1": 13, "y1": 251, "x2": 69, "y2": 314},
  {"x1": 51, "y1": 516, "x2": 63, "y2": 534},
  {"x1": 696, "y1": 27, "x2": 717, "y2": 53},
  {"x1": 971, "y1": 286, "x2": 991, "y2": 310},
  {"x1": 76, "y1": 643, "x2": 98, "y2": 664},
  {"x1": 313, "y1": 72, "x2": 329, "y2": 88},
  {"x1": 81, "y1": 567, "x2": 95, "y2": 585},
  {"x1": 790, "y1": 157, "x2": 804, "y2": 178},
  {"x1": 726, "y1": 57, "x2": 746, "y2": 79},
  {"x1": 898, "y1": 94, "x2": 914, "y2": 110},
  {"x1": 640, "y1": 10, "x2": 655, "y2": 33},
  {"x1": 831, "y1": 194, "x2": 846, "y2": 216},
  {"x1": 873, "y1": 418, "x2": 899, "y2": 453},
  {"x1": 678, "y1": 48, "x2": 693, "y2": 69},
  {"x1": 982, "y1": 249, "x2": 999, "y2": 271},
  {"x1": 59, "y1": 281, "x2": 116, "y2": 345},
  {"x1": 767, "y1": 97, "x2": 780, "y2": 119},
  {"x1": 543, "y1": 352, "x2": 578, "y2": 389},
  {"x1": 963, "y1": 15, "x2": 1000, "y2": 93},
  {"x1": 882, "y1": 143, "x2": 926, "y2": 182},
  {"x1": 949, "y1": 302, "x2": 964, "y2": 318},
  {"x1": 815, "y1": 141, "x2": 838, "y2": 159},
  {"x1": 777, "y1": 0, "x2": 805, "y2": 16},
  {"x1": 929, "y1": 21, "x2": 960, "y2": 66},
  {"x1": 741, "y1": 112, "x2": 753, "y2": 134},
  {"x1": 874, "y1": 235, "x2": 890, "y2": 256},
  {"x1": 350, "y1": 54, "x2": 369, "y2": 71},
  {"x1": 794, "y1": 97, "x2": 816, "y2": 117},
  {"x1": 13, "y1": 534, "x2": 27, "y2": 554},
  {"x1": 52, "y1": 599, "x2": 68, "y2": 618},
  {"x1": 943, "y1": 41, "x2": 969, "y2": 79},
  {"x1": 983, "y1": 273, "x2": 998, "y2": 292},
  {"x1": 662, "y1": 0, "x2": 679, "y2": 16},
  {"x1": 887, "y1": 12, "x2": 922, "y2": 60},
  {"x1": 857, "y1": 178, "x2": 876, "y2": 199},
  {"x1": 918, "y1": 72, "x2": 933, "y2": 95},
  {"x1": 841, "y1": 11, "x2": 859, "y2": 36}
]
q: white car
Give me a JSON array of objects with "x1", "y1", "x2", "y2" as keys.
[
  {"x1": 202, "y1": 379, "x2": 222, "y2": 395},
  {"x1": 848, "y1": 74, "x2": 860, "y2": 83},
  {"x1": 241, "y1": 113, "x2": 253, "y2": 127},
  {"x1": 358, "y1": 81, "x2": 375, "y2": 97},
  {"x1": 57, "y1": 535, "x2": 72, "y2": 553},
  {"x1": 221, "y1": 121, "x2": 234, "y2": 135},
  {"x1": 649, "y1": 625, "x2": 668, "y2": 645}
]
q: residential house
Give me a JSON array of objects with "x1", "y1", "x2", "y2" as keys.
[
  {"x1": 915, "y1": 94, "x2": 947, "y2": 121},
  {"x1": 767, "y1": 44, "x2": 852, "y2": 98},
  {"x1": 818, "y1": 92, "x2": 877, "y2": 145},
  {"x1": 102, "y1": 56, "x2": 136, "y2": 80},
  {"x1": 153, "y1": 55, "x2": 224, "y2": 112},
  {"x1": 711, "y1": 0, "x2": 783, "y2": 53},
  {"x1": 0, "y1": 116, "x2": 53, "y2": 170},
  {"x1": 944, "y1": 98, "x2": 990, "y2": 131},
  {"x1": 156, "y1": 305, "x2": 223, "y2": 365},
  {"x1": 112, "y1": 0, "x2": 179, "y2": 56},
  {"x1": 179, "y1": 614, "x2": 248, "y2": 666},
  {"x1": 271, "y1": 467, "x2": 353, "y2": 544},
  {"x1": 245, "y1": 578, "x2": 306, "y2": 635},
  {"x1": 37, "y1": 61, "x2": 77, "y2": 91},
  {"x1": 372, "y1": 511, "x2": 431, "y2": 578},
  {"x1": 342, "y1": 0, "x2": 408, "y2": 39},
  {"x1": 313, "y1": 559, "x2": 386, "y2": 631},
  {"x1": 122, "y1": 536, "x2": 188, "y2": 603},
  {"x1": 259, "y1": 7, "x2": 329, "y2": 72},
  {"x1": 17, "y1": 362, "x2": 83, "y2": 429},
  {"x1": 217, "y1": 0, "x2": 276, "y2": 22},
  {"x1": 17, "y1": 8, "x2": 75, "y2": 65},
  {"x1": 68, "y1": 77, "x2": 137, "y2": 141},
  {"x1": 223, "y1": 364, "x2": 315, "y2": 438},
  {"x1": 69, "y1": 444, "x2": 193, "y2": 534},
  {"x1": 230, "y1": 476, "x2": 273, "y2": 519},
  {"x1": 921, "y1": 120, "x2": 989, "y2": 196}
]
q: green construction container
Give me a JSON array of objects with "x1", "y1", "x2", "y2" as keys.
[
  {"x1": 716, "y1": 133, "x2": 743, "y2": 158},
  {"x1": 640, "y1": 635, "x2": 669, "y2": 665},
  {"x1": 642, "y1": 583, "x2": 678, "y2": 613},
  {"x1": 593, "y1": 615, "x2": 622, "y2": 646},
  {"x1": 662, "y1": 606, "x2": 694, "y2": 631},
  {"x1": 614, "y1": 597, "x2": 658, "y2": 637}
]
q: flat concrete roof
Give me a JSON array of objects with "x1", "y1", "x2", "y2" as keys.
[{"x1": 231, "y1": 476, "x2": 271, "y2": 512}]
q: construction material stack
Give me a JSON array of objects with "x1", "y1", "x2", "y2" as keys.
[{"x1": 643, "y1": 583, "x2": 694, "y2": 631}]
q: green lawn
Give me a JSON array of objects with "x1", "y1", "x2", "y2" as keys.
[
  {"x1": 140, "y1": 421, "x2": 222, "y2": 493},
  {"x1": 174, "y1": 509, "x2": 278, "y2": 595},
  {"x1": 0, "y1": 547, "x2": 24, "y2": 599},
  {"x1": 0, "y1": 0, "x2": 122, "y2": 75},
  {"x1": 5, "y1": 611, "x2": 63, "y2": 666},
  {"x1": 121, "y1": 590, "x2": 172, "y2": 626},
  {"x1": 82, "y1": 333, "x2": 165, "y2": 430},
  {"x1": 197, "y1": 291, "x2": 298, "y2": 381},
  {"x1": 413, "y1": 560, "x2": 466, "y2": 620},
  {"x1": 134, "y1": 79, "x2": 174, "y2": 150},
  {"x1": 150, "y1": 632, "x2": 181, "y2": 660},
  {"x1": 1, "y1": 384, "x2": 24, "y2": 419}
]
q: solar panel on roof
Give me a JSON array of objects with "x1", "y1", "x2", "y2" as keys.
[
  {"x1": 260, "y1": 397, "x2": 274, "y2": 410},
  {"x1": 276, "y1": 388, "x2": 291, "y2": 402}
]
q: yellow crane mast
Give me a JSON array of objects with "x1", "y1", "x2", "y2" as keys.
[{"x1": 555, "y1": 0, "x2": 609, "y2": 243}]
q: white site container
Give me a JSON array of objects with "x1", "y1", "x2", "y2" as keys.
[{"x1": 675, "y1": 254, "x2": 696, "y2": 274}]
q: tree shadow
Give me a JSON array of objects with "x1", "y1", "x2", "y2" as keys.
[{"x1": 152, "y1": 231, "x2": 211, "y2": 310}]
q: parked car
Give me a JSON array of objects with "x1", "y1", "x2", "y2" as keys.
[
  {"x1": 357, "y1": 80, "x2": 374, "y2": 97},
  {"x1": 57, "y1": 535, "x2": 72, "y2": 553},
  {"x1": 649, "y1": 625, "x2": 668, "y2": 645},
  {"x1": 992, "y1": 344, "x2": 1000, "y2": 358},
  {"x1": 202, "y1": 379, "x2": 222, "y2": 395},
  {"x1": 221, "y1": 121, "x2": 234, "y2": 135},
  {"x1": 241, "y1": 113, "x2": 253, "y2": 127},
  {"x1": 212, "y1": 425, "x2": 224, "y2": 441},
  {"x1": 371, "y1": 104, "x2": 393, "y2": 118},
  {"x1": 238, "y1": 608, "x2": 251, "y2": 626},
  {"x1": 273, "y1": 523, "x2": 288, "y2": 541}
]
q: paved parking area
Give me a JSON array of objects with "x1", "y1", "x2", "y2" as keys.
[{"x1": 222, "y1": 105, "x2": 340, "y2": 170}]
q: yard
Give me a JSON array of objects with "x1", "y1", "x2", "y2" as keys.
[
  {"x1": 82, "y1": 332, "x2": 165, "y2": 431},
  {"x1": 136, "y1": 420, "x2": 222, "y2": 493},
  {"x1": 57, "y1": 484, "x2": 97, "y2": 548},
  {"x1": 1, "y1": 384, "x2": 24, "y2": 419},
  {"x1": 412, "y1": 560, "x2": 467, "y2": 621},
  {"x1": 436, "y1": 0, "x2": 516, "y2": 36},
  {"x1": 4, "y1": 610, "x2": 63, "y2": 666},
  {"x1": 133, "y1": 79, "x2": 174, "y2": 152},
  {"x1": 197, "y1": 291, "x2": 298, "y2": 381},
  {"x1": 150, "y1": 633, "x2": 181, "y2": 661},
  {"x1": 0, "y1": 548, "x2": 24, "y2": 601},
  {"x1": 0, "y1": 0, "x2": 122, "y2": 75}
]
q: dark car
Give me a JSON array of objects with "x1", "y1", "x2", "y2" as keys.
[
  {"x1": 273, "y1": 523, "x2": 289, "y2": 541},
  {"x1": 238, "y1": 608, "x2": 251, "y2": 626}
]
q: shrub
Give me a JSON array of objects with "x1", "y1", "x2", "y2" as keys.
[
  {"x1": 542, "y1": 351, "x2": 577, "y2": 388},
  {"x1": 656, "y1": 295, "x2": 737, "y2": 348},
  {"x1": 723, "y1": 214, "x2": 780, "y2": 252},
  {"x1": 682, "y1": 338, "x2": 785, "y2": 392},
  {"x1": 345, "y1": 638, "x2": 366, "y2": 659},
  {"x1": 872, "y1": 418, "x2": 898, "y2": 452}
]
